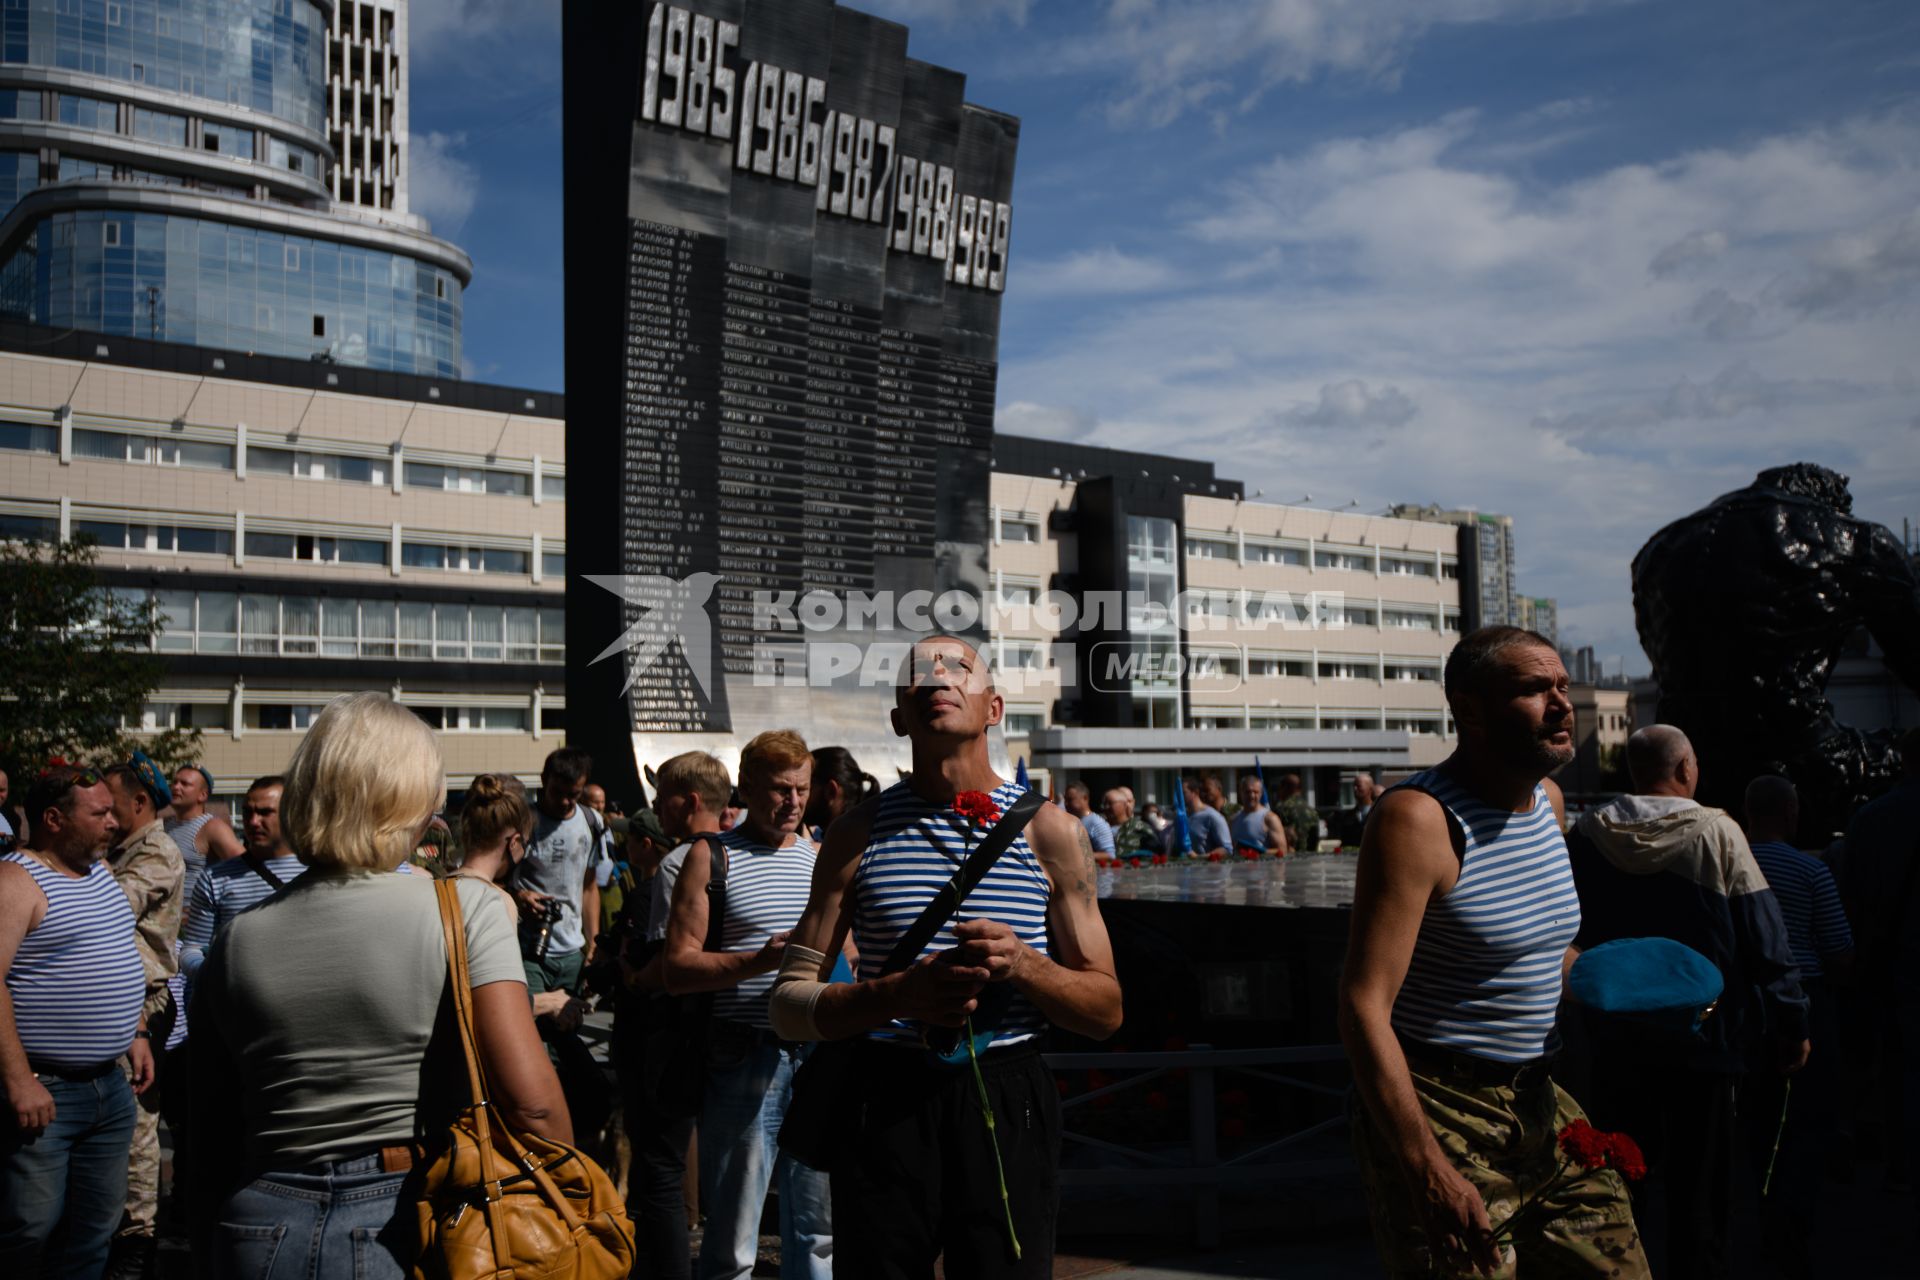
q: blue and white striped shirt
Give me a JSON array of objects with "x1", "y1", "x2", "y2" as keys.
[
  {"x1": 179, "y1": 853, "x2": 308, "y2": 981},
  {"x1": 4, "y1": 853, "x2": 145, "y2": 1069},
  {"x1": 708, "y1": 829, "x2": 817, "y2": 1029},
  {"x1": 853, "y1": 780, "x2": 1052, "y2": 1049},
  {"x1": 1749, "y1": 841, "x2": 1854, "y2": 979},
  {"x1": 167, "y1": 813, "x2": 215, "y2": 905},
  {"x1": 1389, "y1": 768, "x2": 1580, "y2": 1064}
]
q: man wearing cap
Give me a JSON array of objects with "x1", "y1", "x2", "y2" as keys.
[{"x1": 102, "y1": 758, "x2": 183, "y2": 1278}]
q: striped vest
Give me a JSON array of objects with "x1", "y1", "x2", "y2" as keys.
[
  {"x1": 853, "y1": 780, "x2": 1051, "y2": 1049},
  {"x1": 1389, "y1": 768, "x2": 1579, "y2": 1064},
  {"x1": 4, "y1": 853, "x2": 145, "y2": 1068},
  {"x1": 710, "y1": 829, "x2": 817, "y2": 1029},
  {"x1": 167, "y1": 813, "x2": 215, "y2": 904}
]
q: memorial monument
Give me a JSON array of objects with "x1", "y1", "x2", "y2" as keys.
[
  {"x1": 563, "y1": 1, "x2": 1019, "y2": 795},
  {"x1": 1633, "y1": 462, "x2": 1920, "y2": 840}
]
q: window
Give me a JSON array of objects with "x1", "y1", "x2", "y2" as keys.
[
  {"x1": 997, "y1": 515, "x2": 1039, "y2": 544},
  {"x1": 541, "y1": 551, "x2": 566, "y2": 579},
  {"x1": 202, "y1": 122, "x2": 255, "y2": 159},
  {"x1": 130, "y1": 108, "x2": 188, "y2": 146},
  {"x1": 1190, "y1": 711, "x2": 1245, "y2": 730},
  {"x1": 1314, "y1": 547, "x2": 1374, "y2": 573},
  {"x1": 996, "y1": 642, "x2": 1045, "y2": 672},
  {"x1": 1186, "y1": 536, "x2": 1236, "y2": 560},
  {"x1": 0, "y1": 422, "x2": 57, "y2": 454},
  {"x1": 1385, "y1": 715, "x2": 1444, "y2": 737},
  {"x1": 72, "y1": 428, "x2": 231, "y2": 470},
  {"x1": 539, "y1": 608, "x2": 565, "y2": 663},
  {"x1": 1190, "y1": 651, "x2": 1241, "y2": 678},
  {"x1": 1443, "y1": 610, "x2": 1463, "y2": 633},
  {"x1": 1245, "y1": 542, "x2": 1306, "y2": 566},
  {"x1": 1380, "y1": 555, "x2": 1436, "y2": 578},
  {"x1": 249, "y1": 704, "x2": 327, "y2": 731},
  {"x1": 1383, "y1": 662, "x2": 1441, "y2": 683},
  {"x1": 249, "y1": 446, "x2": 387, "y2": 485},
  {"x1": 405, "y1": 462, "x2": 532, "y2": 497},
  {"x1": 540, "y1": 705, "x2": 567, "y2": 734},
  {"x1": 56, "y1": 94, "x2": 118, "y2": 132},
  {"x1": 75, "y1": 519, "x2": 230, "y2": 556},
  {"x1": 0, "y1": 91, "x2": 42, "y2": 121},
  {"x1": 1382, "y1": 608, "x2": 1437, "y2": 631},
  {"x1": 403, "y1": 541, "x2": 533, "y2": 576},
  {"x1": 1247, "y1": 654, "x2": 1310, "y2": 678},
  {"x1": 1318, "y1": 659, "x2": 1380, "y2": 682},
  {"x1": 1440, "y1": 559, "x2": 1460, "y2": 580},
  {"x1": 125, "y1": 702, "x2": 229, "y2": 732},
  {"x1": 103, "y1": 222, "x2": 122, "y2": 247},
  {"x1": 1248, "y1": 592, "x2": 1311, "y2": 624},
  {"x1": 1002, "y1": 710, "x2": 1044, "y2": 735},
  {"x1": 541, "y1": 474, "x2": 567, "y2": 502},
  {"x1": 1249, "y1": 712, "x2": 1315, "y2": 730},
  {"x1": 312, "y1": 314, "x2": 326, "y2": 338},
  {"x1": 1320, "y1": 713, "x2": 1382, "y2": 732},
  {"x1": 997, "y1": 580, "x2": 1037, "y2": 608},
  {"x1": 1126, "y1": 516, "x2": 1176, "y2": 565},
  {"x1": 408, "y1": 705, "x2": 530, "y2": 733},
  {"x1": 1318, "y1": 602, "x2": 1377, "y2": 628}
]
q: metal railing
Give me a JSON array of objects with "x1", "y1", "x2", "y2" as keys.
[{"x1": 1043, "y1": 1044, "x2": 1354, "y2": 1248}]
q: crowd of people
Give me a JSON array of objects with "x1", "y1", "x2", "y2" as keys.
[{"x1": 1, "y1": 622, "x2": 1914, "y2": 1279}]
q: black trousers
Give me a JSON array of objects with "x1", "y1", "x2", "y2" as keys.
[
  {"x1": 614, "y1": 1009, "x2": 696, "y2": 1280},
  {"x1": 1585, "y1": 1061, "x2": 1743, "y2": 1280},
  {"x1": 830, "y1": 1039, "x2": 1060, "y2": 1279}
]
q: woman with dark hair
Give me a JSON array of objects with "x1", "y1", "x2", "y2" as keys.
[{"x1": 803, "y1": 746, "x2": 877, "y2": 841}]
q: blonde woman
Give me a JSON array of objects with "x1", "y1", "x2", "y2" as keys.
[{"x1": 188, "y1": 693, "x2": 570, "y2": 1280}]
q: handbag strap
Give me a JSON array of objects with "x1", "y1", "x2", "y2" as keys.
[
  {"x1": 433, "y1": 880, "x2": 503, "y2": 1186},
  {"x1": 880, "y1": 788, "x2": 1047, "y2": 976},
  {"x1": 242, "y1": 852, "x2": 286, "y2": 891}
]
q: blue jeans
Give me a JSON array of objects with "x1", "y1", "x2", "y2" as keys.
[
  {"x1": 213, "y1": 1154, "x2": 411, "y2": 1280},
  {"x1": 0, "y1": 1068, "x2": 137, "y2": 1280},
  {"x1": 697, "y1": 1030, "x2": 831, "y2": 1280}
]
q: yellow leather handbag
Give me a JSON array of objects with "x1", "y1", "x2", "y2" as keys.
[{"x1": 413, "y1": 879, "x2": 634, "y2": 1279}]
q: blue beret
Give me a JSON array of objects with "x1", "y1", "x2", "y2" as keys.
[
  {"x1": 128, "y1": 751, "x2": 172, "y2": 811},
  {"x1": 1570, "y1": 937, "x2": 1724, "y2": 1034}
]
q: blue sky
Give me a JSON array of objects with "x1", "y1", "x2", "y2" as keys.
[{"x1": 408, "y1": 0, "x2": 1920, "y2": 674}]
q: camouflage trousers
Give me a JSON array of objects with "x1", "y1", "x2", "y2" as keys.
[
  {"x1": 116, "y1": 1056, "x2": 163, "y2": 1238},
  {"x1": 1351, "y1": 1048, "x2": 1650, "y2": 1280}
]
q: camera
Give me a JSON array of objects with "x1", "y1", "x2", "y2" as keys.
[{"x1": 530, "y1": 898, "x2": 567, "y2": 962}]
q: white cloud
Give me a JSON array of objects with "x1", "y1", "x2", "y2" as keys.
[
  {"x1": 856, "y1": 0, "x2": 1033, "y2": 24},
  {"x1": 1013, "y1": 246, "x2": 1180, "y2": 298},
  {"x1": 995, "y1": 107, "x2": 1920, "y2": 665},
  {"x1": 408, "y1": 0, "x2": 558, "y2": 68},
  {"x1": 408, "y1": 131, "x2": 479, "y2": 238},
  {"x1": 1280, "y1": 379, "x2": 1419, "y2": 429},
  {"x1": 1025, "y1": 1, "x2": 1645, "y2": 128}
]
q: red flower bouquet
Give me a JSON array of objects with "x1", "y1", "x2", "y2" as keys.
[{"x1": 1490, "y1": 1120, "x2": 1646, "y2": 1251}]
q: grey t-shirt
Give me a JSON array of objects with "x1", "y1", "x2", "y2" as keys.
[
  {"x1": 196, "y1": 871, "x2": 524, "y2": 1169},
  {"x1": 508, "y1": 806, "x2": 598, "y2": 955}
]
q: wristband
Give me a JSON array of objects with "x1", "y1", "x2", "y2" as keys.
[{"x1": 132, "y1": 1030, "x2": 152, "y2": 1041}]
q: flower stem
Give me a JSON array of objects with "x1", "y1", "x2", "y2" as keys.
[
  {"x1": 964, "y1": 1015, "x2": 1022, "y2": 1260},
  {"x1": 1762, "y1": 1079, "x2": 1792, "y2": 1197}
]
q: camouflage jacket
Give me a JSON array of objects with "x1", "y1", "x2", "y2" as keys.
[
  {"x1": 109, "y1": 818, "x2": 184, "y2": 999},
  {"x1": 1111, "y1": 816, "x2": 1156, "y2": 856},
  {"x1": 1277, "y1": 797, "x2": 1322, "y2": 855}
]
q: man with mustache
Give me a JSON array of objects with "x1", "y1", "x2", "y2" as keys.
[
  {"x1": 769, "y1": 635, "x2": 1122, "y2": 1277},
  {"x1": 1340, "y1": 626, "x2": 1649, "y2": 1278}
]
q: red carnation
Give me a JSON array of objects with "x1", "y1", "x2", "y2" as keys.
[
  {"x1": 1606, "y1": 1132, "x2": 1647, "y2": 1182},
  {"x1": 1558, "y1": 1120, "x2": 1612, "y2": 1170},
  {"x1": 1207, "y1": 850, "x2": 1224, "y2": 863},
  {"x1": 953, "y1": 790, "x2": 1001, "y2": 827}
]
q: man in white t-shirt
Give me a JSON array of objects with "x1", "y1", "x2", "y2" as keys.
[{"x1": 507, "y1": 749, "x2": 603, "y2": 995}]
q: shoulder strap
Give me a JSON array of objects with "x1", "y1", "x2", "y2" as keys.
[
  {"x1": 433, "y1": 879, "x2": 490, "y2": 1107},
  {"x1": 698, "y1": 833, "x2": 728, "y2": 954},
  {"x1": 880, "y1": 789, "x2": 1046, "y2": 976},
  {"x1": 242, "y1": 852, "x2": 286, "y2": 891}
]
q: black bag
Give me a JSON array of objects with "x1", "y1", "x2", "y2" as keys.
[{"x1": 778, "y1": 789, "x2": 1047, "y2": 1171}]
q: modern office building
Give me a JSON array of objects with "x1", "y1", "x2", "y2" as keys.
[
  {"x1": 0, "y1": 0, "x2": 464, "y2": 376},
  {"x1": 1516, "y1": 595, "x2": 1558, "y2": 646},
  {"x1": 0, "y1": 323, "x2": 564, "y2": 807},
  {"x1": 1387, "y1": 503, "x2": 1518, "y2": 633},
  {"x1": 990, "y1": 436, "x2": 1464, "y2": 808},
  {"x1": 326, "y1": 0, "x2": 407, "y2": 217}
]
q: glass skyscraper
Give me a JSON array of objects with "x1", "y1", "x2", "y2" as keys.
[{"x1": 0, "y1": 0, "x2": 465, "y2": 377}]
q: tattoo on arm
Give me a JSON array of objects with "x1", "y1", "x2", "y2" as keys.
[{"x1": 1071, "y1": 822, "x2": 1097, "y2": 906}]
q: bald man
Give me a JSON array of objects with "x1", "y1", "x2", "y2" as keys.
[{"x1": 1566, "y1": 724, "x2": 1807, "y2": 1280}]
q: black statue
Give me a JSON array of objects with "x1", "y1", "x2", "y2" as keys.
[{"x1": 1632, "y1": 463, "x2": 1920, "y2": 838}]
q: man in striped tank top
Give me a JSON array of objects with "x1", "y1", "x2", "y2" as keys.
[
  {"x1": 1340, "y1": 627, "x2": 1649, "y2": 1279},
  {"x1": 0, "y1": 765, "x2": 153, "y2": 1279},
  {"x1": 770, "y1": 636, "x2": 1122, "y2": 1277},
  {"x1": 662, "y1": 730, "x2": 831, "y2": 1280}
]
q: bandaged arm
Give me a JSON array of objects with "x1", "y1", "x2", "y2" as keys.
[{"x1": 768, "y1": 943, "x2": 830, "y2": 1041}]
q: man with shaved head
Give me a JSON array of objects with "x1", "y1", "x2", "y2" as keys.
[
  {"x1": 770, "y1": 635, "x2": 1121, "y2": 1275},
  {"x1": 1566, "y1": 725, "x2": 1808, "y2": 1279}
]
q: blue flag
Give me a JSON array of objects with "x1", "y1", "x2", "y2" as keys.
[
  {"x1": 1171, "y1": 777, "x2": 1192, "y2": 858},
  {"x1": 1015, "y1": 757, "x2": 1030, "y2": 791}
]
